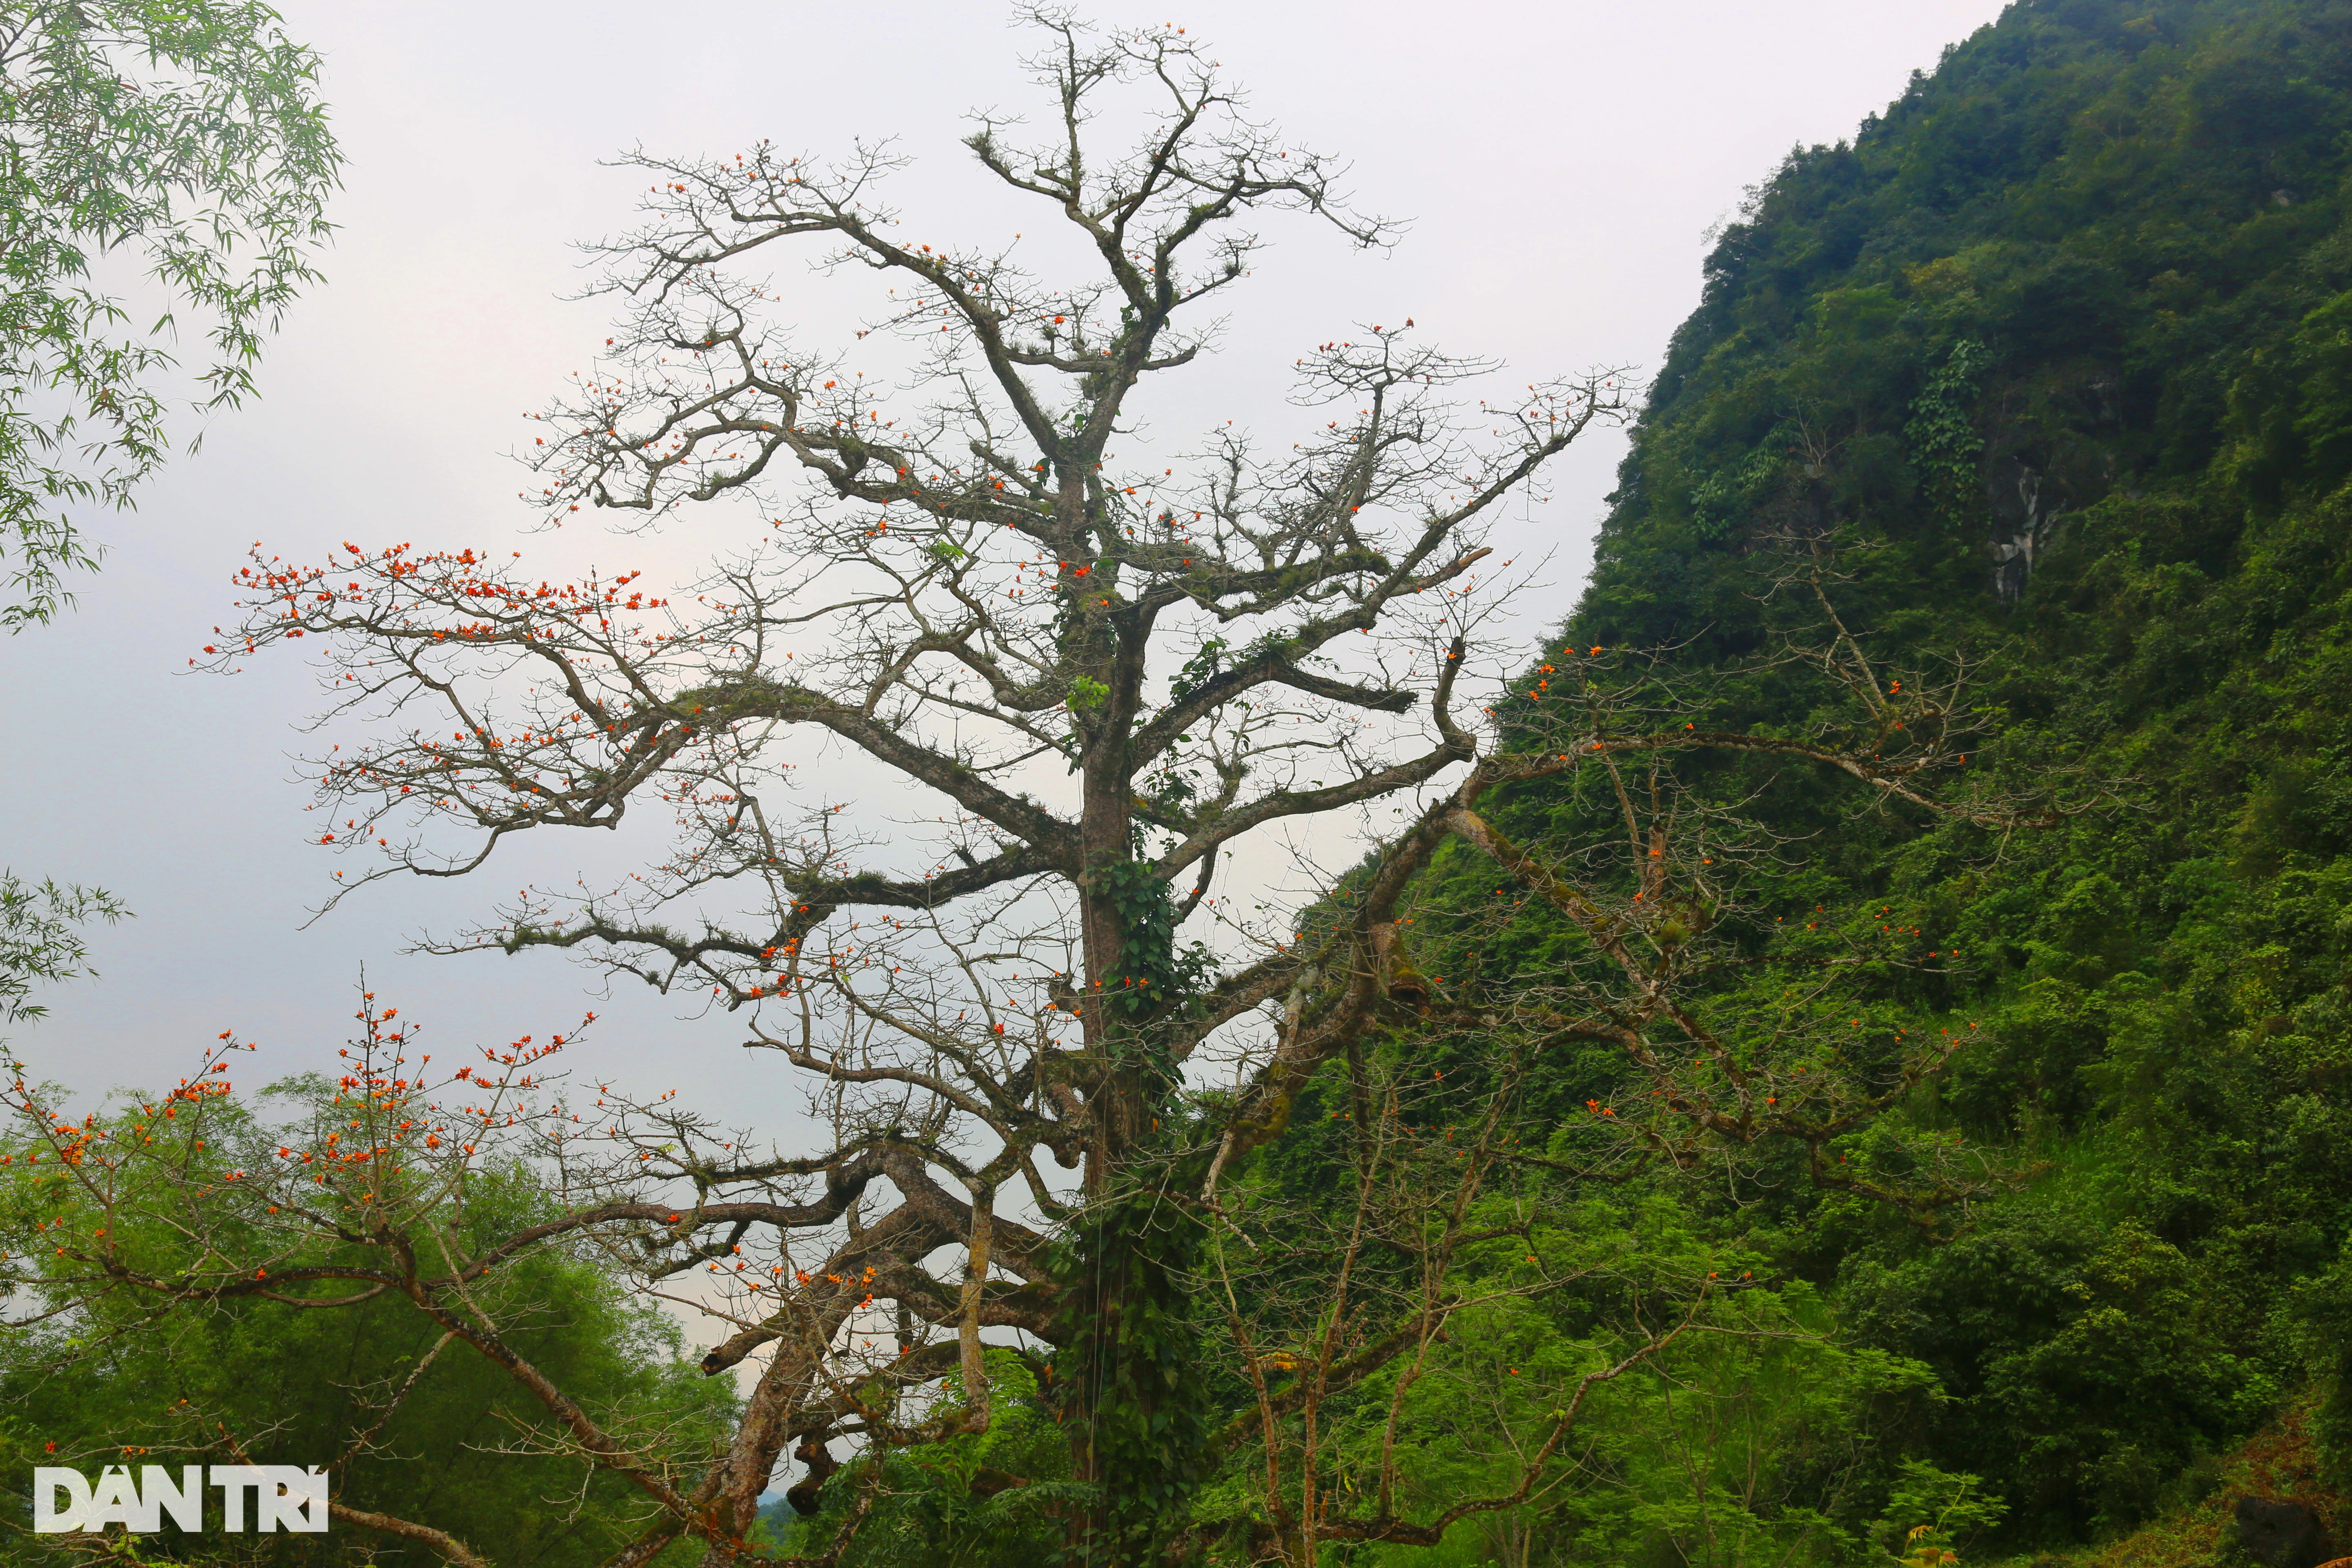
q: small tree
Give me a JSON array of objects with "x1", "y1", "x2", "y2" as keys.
[
  {"x1": 50, "y1": 15, "x2": 2071, "y2": 1565},
  {"x1": 0, "y1": 1051, "x2": 738, "y2": 1565}
]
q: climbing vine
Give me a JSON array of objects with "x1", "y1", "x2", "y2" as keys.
[
  {"x1": 1905, "y1": 338, "x2": 1991, "y2": 524},
  {"x1": 1096, "y1": 858, "x2": 1211, "y2": 1020},
  {"x1": 1048, "y1": 1192, "x2": 1214, "y2": 1568},
  {"x1": 1048, "y1": 855, "x2": 1225, "y2": 1562}
]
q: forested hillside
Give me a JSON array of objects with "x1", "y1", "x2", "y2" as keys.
[{"x1": 1450, "y1": 0, "x2": 2352, "y2": 1552}]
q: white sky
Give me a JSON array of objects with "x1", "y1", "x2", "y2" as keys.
[{"x1": 2, "y1": 0, "x2": 2009, "y2": 1131}]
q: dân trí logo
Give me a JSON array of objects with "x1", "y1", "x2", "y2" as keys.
[{"x1": 33, "y1": 1465, "x2": 327, "y2": 1533}]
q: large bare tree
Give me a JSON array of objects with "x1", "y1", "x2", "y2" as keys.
[{"x1": 10, "y1": 16, "x2": 2070, "y2": 1567}]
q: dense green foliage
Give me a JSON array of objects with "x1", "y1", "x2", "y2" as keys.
[
  {"x1": 1474, "y1": 0, "x2": 2352, "y2": 1551},
  {"x1": 760, "y1": 1352, "x2": 1075, "y2": 1568}
]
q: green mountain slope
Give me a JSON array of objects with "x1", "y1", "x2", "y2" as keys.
[{"x1": 1528, "y1": 0, "x2": 2352, "y2": 1546}]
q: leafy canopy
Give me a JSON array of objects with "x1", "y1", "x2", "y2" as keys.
[{"x1": 0, "y1": 0, "x2": 338, "y2": 628}]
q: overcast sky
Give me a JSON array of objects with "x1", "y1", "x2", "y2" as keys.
[{"x1": 2, "y1": 0, "x2": 2009, "y2": 1138}]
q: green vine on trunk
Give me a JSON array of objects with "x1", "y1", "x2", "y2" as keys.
[
  {"x1": 1048, "y1": 1180, "x2": 1212, "y2": 1568},
  {"x1": 1050, "y1": 855, "x2": 1223, "y2": 1563},
  {"x1": 1096, "y1": 858, "x2": 1211, "y2": 1022}
]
